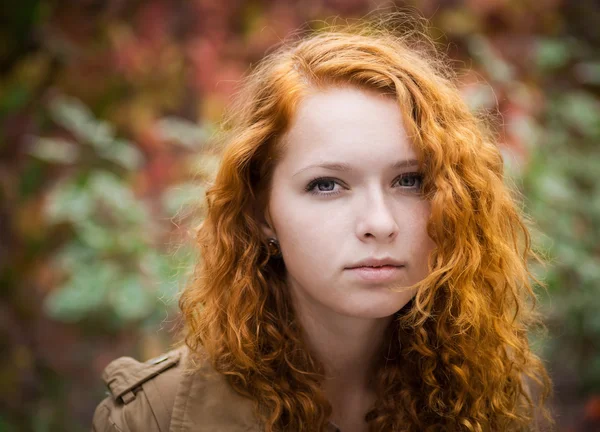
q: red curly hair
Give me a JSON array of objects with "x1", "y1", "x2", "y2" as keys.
[{"x1": 178, "y1": 12, "x2": 554, "y2": 432}]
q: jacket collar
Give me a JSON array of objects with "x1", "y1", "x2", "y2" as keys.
[{"x1": 169, "y1": 346, "x2": 340, "y2": 432}]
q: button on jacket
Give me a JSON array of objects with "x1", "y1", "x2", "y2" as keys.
[{"x1": 91, "y1": 344, "x2": 342, "y2": 432}]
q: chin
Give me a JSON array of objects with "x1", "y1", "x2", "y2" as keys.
[
  {"x1": 340, "y1": 291, "x2": 417, "y2": 319},
  {"x1": 337, "y1": 302, "x2": 410, "y2": 319}
]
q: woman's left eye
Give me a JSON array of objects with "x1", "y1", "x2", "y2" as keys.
[
  {"x1": 305, "y1": 173, "x2": 423, "y2": 196},
  {"x1": 394, "y1": 172, "x2": 423, "y2": 189}
]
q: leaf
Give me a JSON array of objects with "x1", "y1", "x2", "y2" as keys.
[
  {"x1": 44, "y1": 263, "x2": 120, "y2": 322},
  {"x1": 554, "y1": 241, "x2": 584, "y2": 268},
  {"x1": 560, "y1": 92, "x2": 600, "y2": 137},
  {"x1": 533, "y1": 172, "x2": 572, "y2": 204},
  {"x1": 76, "y1": 219, "x2": 114, "y2": 251},
  {"x1": 460, "y1": 81, "x2": 497, "y2": 114},
  {"x1": 49, "y1": 94, "x2": 145, "y2": 171},
  {"x1": 49, "y1": 95, "x2": 115, "y2": 149},
  {"x1": 98, "y1": 138, "x2": 144, "y2": 170},
  {"x1": 142, "y1": 248, "x2": 196, "y2": 302},
  {"x1": 574, "y1": 61, "x2": 600, "y2": 85},
  {"x1": 535, "y1": 38, "x2": 571, "y2": 71},
  {"x1": 467, "y1": 34, "x2": 515, "y2": 83},
  {"x1": 577, "y1": 257, "x2": 600, "y2": 287},
  {"x1": 28, "y1": 137, "x2": 79, "y2": 164},
  {"x1": 109, "y1": 275, "x2": 155, "y2": 321},
  {"x1": 45, "y1": 179, "x2": 94, "y2": 224},
  {"x1": 55, "y1": 242, "x2": 95, "y2": 270},
  {"x1": 87, "y1": 171, "x2": 150, "y2": 225},
  {"x1": 161, "y1": 182, "x2": 205, "y2": 217},
  {"x1": 156, "y1": 116, "x2": 210, "y2": 149}
]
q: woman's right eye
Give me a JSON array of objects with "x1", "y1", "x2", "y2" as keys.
[{"x1": 304, "y1": 177, "x2": 343, "y2": 196}]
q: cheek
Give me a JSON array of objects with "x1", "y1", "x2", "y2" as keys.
[
  {"x1": 279, "y1": 209, "x2": 336, "y2": 262},
  {"x1": 409, "y1": 203, "x2": 436, "y2": 267},
  {"x1": 269, "y1": 193, "x2": 342, "y2": 274},
  {"x1": 270, "y1": 187, "x2": 333, "y2": 240}
]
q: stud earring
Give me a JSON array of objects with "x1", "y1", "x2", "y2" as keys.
[{"x1": 267, "y1": 237, "x2": 282, "y2": 258}]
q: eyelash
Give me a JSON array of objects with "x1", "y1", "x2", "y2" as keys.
[{"x1": 304, "y1": 172, "x2": 424, "y2": 196}]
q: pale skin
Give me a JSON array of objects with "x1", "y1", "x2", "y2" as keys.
[{"x1": 260, "y1": 86, "x2": 436, "y2": 432}]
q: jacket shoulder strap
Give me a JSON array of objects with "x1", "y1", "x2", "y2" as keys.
[{"x1": 101, "y1": 345, "x2": 185, "y2": 431}]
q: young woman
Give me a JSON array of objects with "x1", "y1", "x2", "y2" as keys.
[{"x1": 92, "y1": 14, "x2": 554, "y2": 432}]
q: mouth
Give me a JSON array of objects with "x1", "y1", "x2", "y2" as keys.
[
  {"x1": 345, "y1": 265, "x2": 404, "y2": 283},
  {"x1": 346, "y1": 257, "x2": 406, "y2": 269},
  {"x1": 348, "y1": 264, "x2": 401, "y2": 269}
]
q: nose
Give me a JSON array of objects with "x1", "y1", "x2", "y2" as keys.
[{"x1": 356, "y1": 189, "x2": 399, "y2": 243}]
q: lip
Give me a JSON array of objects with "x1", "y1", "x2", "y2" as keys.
[
  {"x1": 346, "y1": 256, "x2": 406, "y2": 269},
  {"x1": 346, "y1": 265, "x2": 404, "y2": 283}
]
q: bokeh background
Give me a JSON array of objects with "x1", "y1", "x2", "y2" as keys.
[{"x1": 1, "y1": 0, "x2": 599, "y2": 431}]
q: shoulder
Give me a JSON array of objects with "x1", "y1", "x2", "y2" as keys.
[{"x1": 91, "y1": 344, "x2": 188, "y2": 432}]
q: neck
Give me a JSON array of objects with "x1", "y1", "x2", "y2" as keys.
[{"x1": 290, "y1": 291, "x2": 393, "y2": 392}]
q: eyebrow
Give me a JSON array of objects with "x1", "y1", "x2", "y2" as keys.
[{"x1": 292, "y1": 158, "x2": 420, "y2": 177}]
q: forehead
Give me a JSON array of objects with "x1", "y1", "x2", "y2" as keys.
[{"x1": 280, "y1": 86, "x2": 414, "y2": 164}]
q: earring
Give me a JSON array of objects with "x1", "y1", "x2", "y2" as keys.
[{"x1": 267, "y1": 237, "x2": 282, "y2": 258}]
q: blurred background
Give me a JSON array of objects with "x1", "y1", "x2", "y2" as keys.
[{"x1": 1, "y1": 0, "x2": 599, "y2": 431}]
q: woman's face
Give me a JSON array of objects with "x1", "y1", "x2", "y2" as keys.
[{"x1": 261, "y1": 86, "x2": 436, "y2": 320}]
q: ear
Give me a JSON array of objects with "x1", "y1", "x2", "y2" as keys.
[{"x1": 258, "y1": 205, "x2": 277, "y2": 239}]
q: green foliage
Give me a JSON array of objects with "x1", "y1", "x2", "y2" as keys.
[
  {"x1": 536, "y1": 38, "x2": 573, "y2": 71},
  {"x1": 39, "y1": 96, "x2": 196, "y2": 330},
  {"x1": 46, "y1": 96, "x2": 144, "y2": 170},
  {"x1": 522, "y1": 49, "x2": 600, "y2": 390},
  {"x1": 156, "y1": 116, "x2": 212, "y2": 150},
  {"x1": 468, "y1": 34, "x2": 515, "y2": 83}
]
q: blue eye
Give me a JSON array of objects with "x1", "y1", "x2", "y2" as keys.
[
  {"x1": 305, "y1": 173, "x2": 423, "y2": 196},
  {"x1": 394, "y1": 172, "x2": 423, "y2": 189},
  {"x1": 306, "y1": 178, "x2": 339, "y2": 194}
]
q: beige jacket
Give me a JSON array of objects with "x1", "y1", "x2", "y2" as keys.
[{"x1": 91, "y1": 345, "x2": 341, "y2": 432}]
